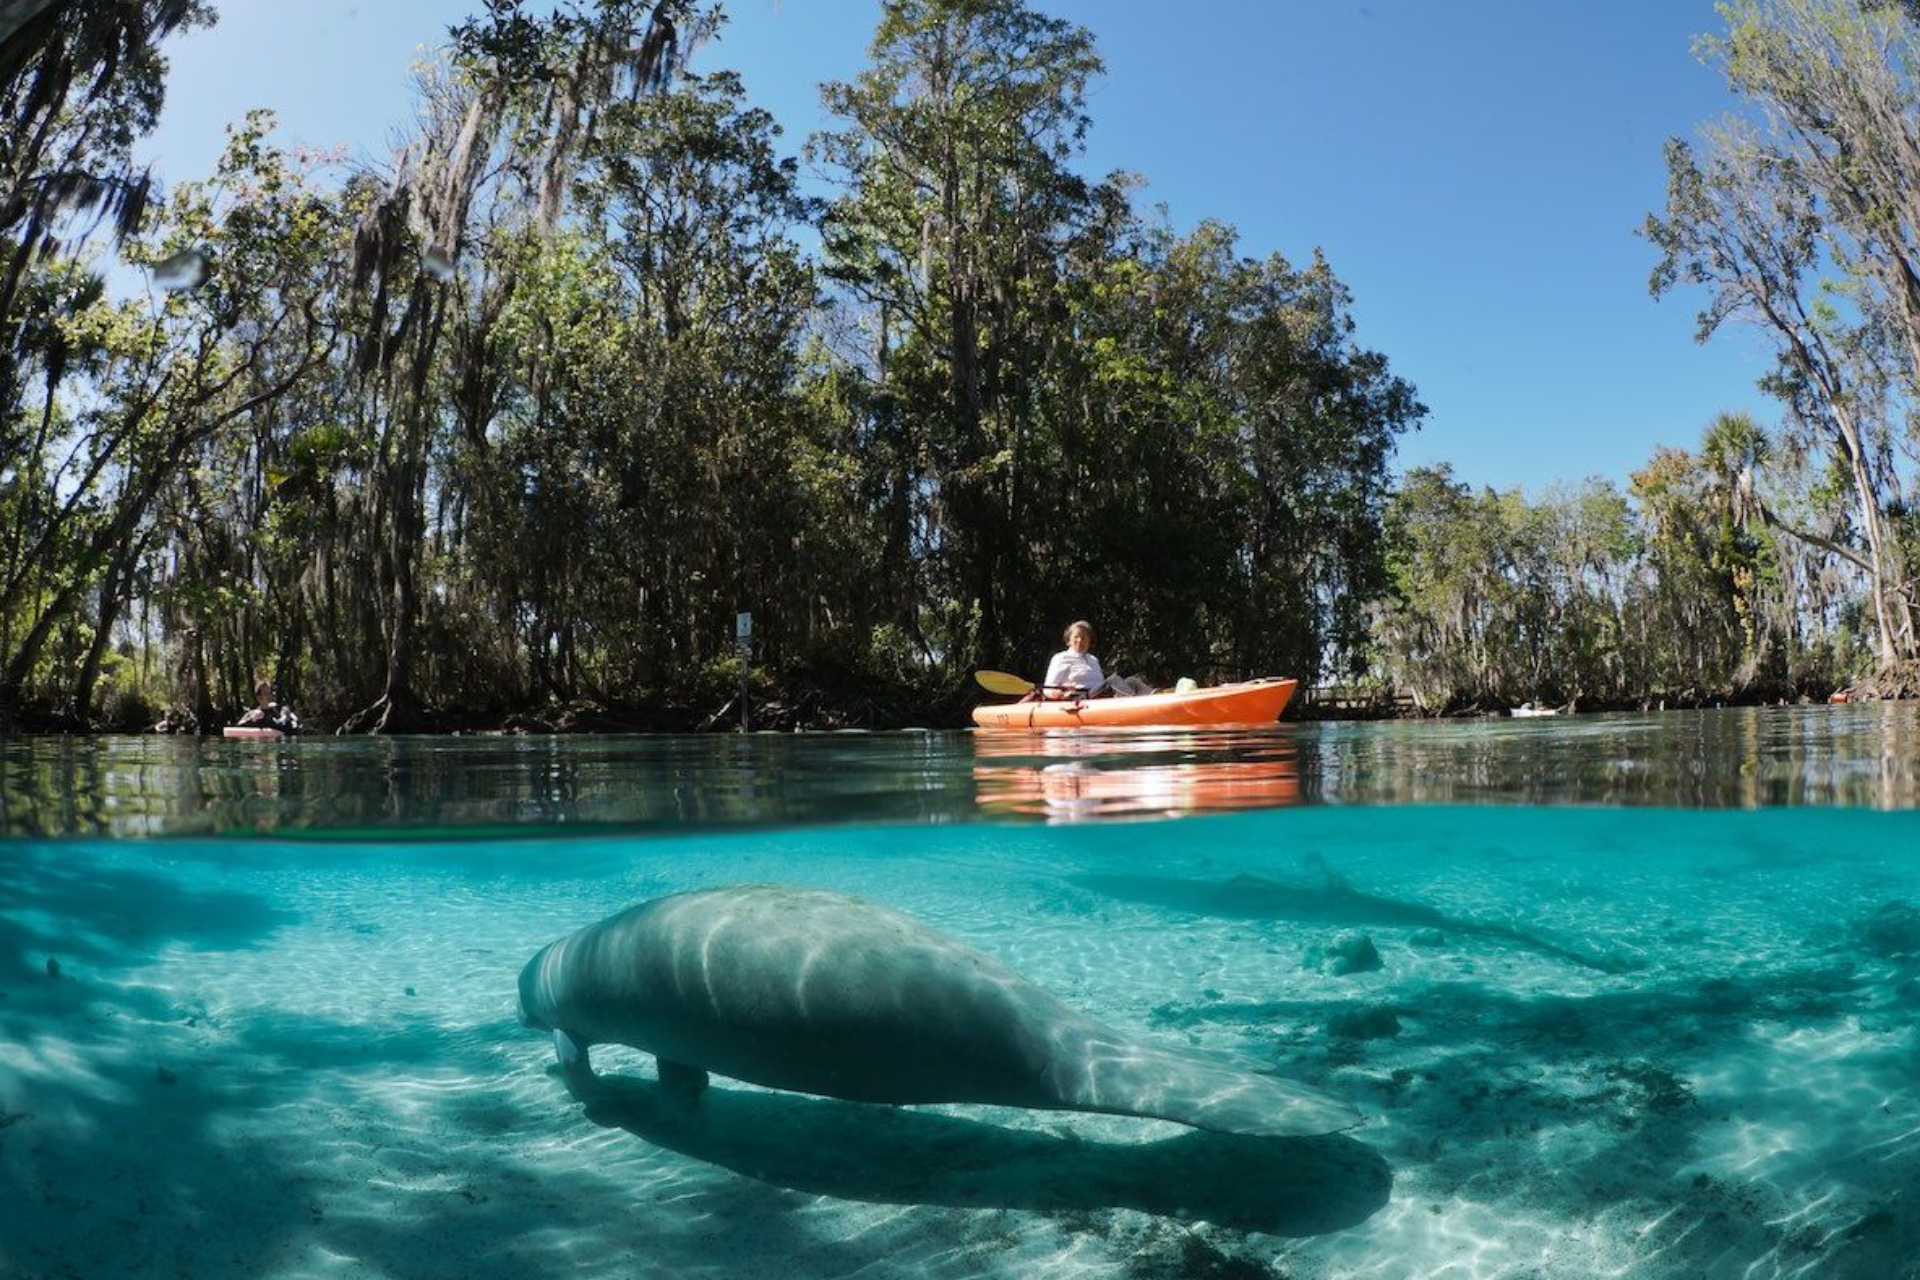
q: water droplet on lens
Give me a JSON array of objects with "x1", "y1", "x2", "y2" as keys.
[{"x1": 153, "y1": 247, "x2": 210, "y2": 292}]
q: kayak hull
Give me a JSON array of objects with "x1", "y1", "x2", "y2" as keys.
[
  {"x1": 223, "y1": 725, "x2": 288, "y2": 741},
  {"x1": 971, "y1": 678, "x2": 1297, "y2": 730}
]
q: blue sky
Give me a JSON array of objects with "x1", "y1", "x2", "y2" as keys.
[{"x1": 137, "y1": 0, "x2": 1776, "y2": 495}]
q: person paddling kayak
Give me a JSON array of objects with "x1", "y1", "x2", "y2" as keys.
[
  {"x1": 1043, "y1": 620, "x2": 1153, "y2": 698},
  {"x1": 235, "y1": 677, "x2": 302, "y2": 734}
]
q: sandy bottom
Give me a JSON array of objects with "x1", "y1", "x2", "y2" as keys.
[{"x1": 3, "y1": 806, "x2": 1918, "y2": 1279}]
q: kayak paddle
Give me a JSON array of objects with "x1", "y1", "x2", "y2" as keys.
[
  {"x1": 974, "y1": 670, "x2": 1086, "y2": 697},
  {"x1": 975, "y1": 670, "x2": 1039, "y2": 695}
]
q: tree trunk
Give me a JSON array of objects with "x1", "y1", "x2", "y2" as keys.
[
  {"x1": 1831, "y1": 402, "x2": 1915, "y2": 667},
  {"x1": 0, "y1": 454, "x2": 166, "y2": 714},
  {"x1": 361, "y1": 438, "x2": 426, "y2": 733},
  {"x1": 347, "y1": 289, "x2": 447, "y2": 734},
  {"x1": 68, "y1": 529, "x2": 147, "y2": 725},
  {"x1": 189, "y1": 626, "x2": 215, "y2": 732}
]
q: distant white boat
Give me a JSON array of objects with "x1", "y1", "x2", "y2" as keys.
[{"x1": 1511, "y1": 703, "x2": 1561, "y2": 718}]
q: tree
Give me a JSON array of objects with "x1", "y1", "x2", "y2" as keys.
[
  {"x1": 815, "y1": 0, "x2": 1102, "y2": 670},
  {"x1": 1, "y1": 0, "x2": 209, "y2": 412},
  {"x1": 0, "y1": 112, "x2": 338, "y2": 724},
  {"x1": 454, "y1": 68, "x2": 826, "y2": 703},
  {"x1": 1650, "y1": 0, "x2": 1920, "y2": 672},
  {"x1": 1647, "y1": 125, "x2": 1915, "y2": 668},
  {"x1": 4, "y1": 0, "x2": 1436, "y2": 731},
  {"x1": 337, "y1": 0, "x2": 700, "y2": 732}
]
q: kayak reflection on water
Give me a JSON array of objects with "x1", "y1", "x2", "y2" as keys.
[{"x1": 972, "y1": 729, "x2": 1302, "y2": 822}]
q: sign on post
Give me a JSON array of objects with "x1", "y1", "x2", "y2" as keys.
[{"x1": 735, "y1": 612, "x2": 752, "y2": 732}]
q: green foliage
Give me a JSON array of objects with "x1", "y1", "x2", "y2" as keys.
[
  {"x1": 811, "y1": 0, "x2": 1420, "y2": 686},
  {"x1": 1649, "y1": 0, "x2": 1920, "y2": 670},
  {"x1": 8, "y1": 0, "x2": 1904, "y2": 731},
  {"x1": 1375, "y1": 411, "x2": 1874, "y2": 712}
]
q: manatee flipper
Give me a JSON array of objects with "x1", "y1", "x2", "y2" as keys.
[
  {"x1": 1053, "y1": 1035, "x2": 1361, "y2": 1137},
  {"x1": 552, "y1": 1028, "x2": 595, "y2": 1095},
  {"x1": 657, "y1": 1058, "x2": 710, "y2": 1108}
]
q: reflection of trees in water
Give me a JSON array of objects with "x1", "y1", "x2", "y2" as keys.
[
  {"x1": 1303, "y1": 705, "x2": 1920, "y2": 808},
  {"x1": 5, "y1": 707, "x2": 1919, "y2": 837},
  {"x1": 1, "y1": 733, "x2": 985, "y2": 837},
  {"x1": 1, "y1": 735, "x2": 212, "y2": 836}
]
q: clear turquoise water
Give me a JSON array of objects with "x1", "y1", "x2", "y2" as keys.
[{"x1": 3, "y1": 708, "x2": 1918, "y2": 1279}]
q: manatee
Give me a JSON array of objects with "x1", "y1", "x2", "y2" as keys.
[{"x1": 518, "y1": 884, "x2": 1361, "y2": 1138}]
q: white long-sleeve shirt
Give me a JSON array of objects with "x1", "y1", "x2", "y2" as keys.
[{"x1": 1044, "y1": 648, "x2": 1105, "y2": 693}]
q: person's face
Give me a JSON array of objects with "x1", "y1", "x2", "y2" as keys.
[{"x1": 1068, "y1": 627, "x2": 1091, "y2": 654}]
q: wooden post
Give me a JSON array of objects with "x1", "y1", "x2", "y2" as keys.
[{"x1": 735, "y1": 611, "x2": 752, "y2": 732}]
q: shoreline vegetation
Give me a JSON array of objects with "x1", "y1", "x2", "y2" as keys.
[
  {"x1": 7, "y1": 668, "x2": 1917, "y2": 737},
  {"x1": 4, "y1": 1, "x2": 1920, "y2": 740}
]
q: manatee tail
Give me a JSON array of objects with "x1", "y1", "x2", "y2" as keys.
[{"x1": 1053, "y1": 1035, "x2": 1362, "y2": 1137}]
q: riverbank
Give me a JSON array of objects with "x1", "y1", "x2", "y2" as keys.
[
  {"x1": 5, "y1": 684, "x2": 1911, "y2": 738},
  {"x1": 6, "y1": 658, "x2": 1915, "y2": 739},
  {"x1": 0, "y1": 669, "x2": 971, "y2": 737}
]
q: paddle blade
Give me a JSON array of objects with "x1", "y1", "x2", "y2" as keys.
[{"x1": 974, "y1": 670, "x2": 1035, "y2": 696}]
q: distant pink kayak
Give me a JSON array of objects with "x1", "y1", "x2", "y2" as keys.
[
  {"x1": 972, "y1": 678, "x2": 1297, "y2": 730},
  {"x1": 223, "y1": 725, "x2": 288, "y2": 741}
]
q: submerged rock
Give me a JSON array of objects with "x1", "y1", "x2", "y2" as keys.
[
  {"x1": 44, "y1": 957, "x2": 59, "y2": 979},
  {"x1": 1585, "y1": 1060, "x2": 1695, "y2": 1122},
  {"x1": 1408, "y1": 928, "x2": 1446, "y2": 948},
  {"x1": 1124, "y1": 1232, "x2": 1281, "y2": 1280},
  {"x1": 1860, "y1": 901, "x2": 1920, "y2": 959},
  {"x1": 1328, "y1": 1005, "x2": 1402, "y2": 1040},
  {"x1": 1306, "y1": 932, "x2": 1383, "y2": 976}
]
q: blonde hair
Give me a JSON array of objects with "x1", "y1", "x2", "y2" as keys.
[{"x1": 1064, "y1": 620, "x2": 1094, "y2": 645}]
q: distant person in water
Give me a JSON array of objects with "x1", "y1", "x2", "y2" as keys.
[
  {"x1": 1043, "y1": 620, "x2": 1154, "y2": 698},
  {"x1": 236, "y1": 678, "x2": 301, "y2": 733}
]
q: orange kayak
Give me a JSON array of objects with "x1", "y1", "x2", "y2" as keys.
[{"x1": 971, "y1": 678, "x2": 1297, "y2": 730}]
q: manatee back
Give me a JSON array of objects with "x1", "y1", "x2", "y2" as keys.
[{"x1": 553, "y1": 885, "x2": 1078, "y2": 1105}]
